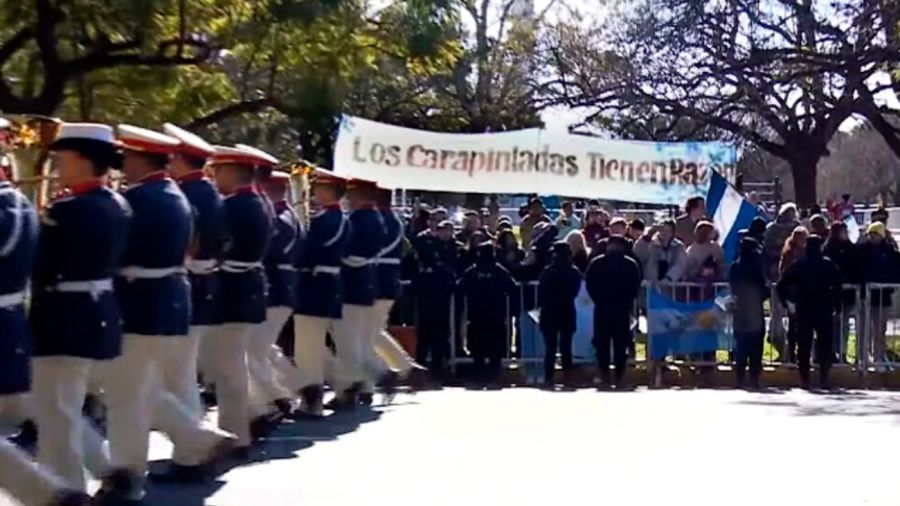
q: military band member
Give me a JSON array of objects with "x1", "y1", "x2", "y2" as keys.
[
  {"x1": 29, "y1": 124, "x2": 131, "y2": 491},
  {"x1": 0, "y1": 142, "x2": 91, "y2": 506},
  {"x1": 102, "y1": 126, "x2": 234, "y2": 497},
  {"x1": 206, "y1": 145, "x2": 275, "y2": 454},
  {"x1": 329, "y1": 178, "x2": 387, "y2": 408},
  {"x1": 249, "y1": 170, "x2": 303, "y2": 416},
  {"x1": 293, "y1": 169, "x2": 348, "y2": 417},
  {"x1": 163, "y1": 122, "x2": 226, "y2": 418}
]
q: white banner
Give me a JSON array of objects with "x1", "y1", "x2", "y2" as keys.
[{"x1": 333, "y1": 115, "x2": 737, "y2": 205}]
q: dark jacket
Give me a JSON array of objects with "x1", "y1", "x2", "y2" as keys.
[
  {"x1": 585, "y1": 250, "x2": 642, "y2": 314},
  {"x1": 729, "y1": 238, "x2": 769, "y2": 334},
  {"x1": 823, "y1": 238, "x2": 860, "y2": 308},
  {"x1": 459, "y1": 245, "x2": 519, "y2": 357},
  {"x1": 538, "y1": 258, "x2": 582, "y2": 334},
  {"x1": 776, "y1": 243, "x2": 842, "y2": 319},
  {"x1": 857, "y1": 240, "x2": 900, "y2": 308}
]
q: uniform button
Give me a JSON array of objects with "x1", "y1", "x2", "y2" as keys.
[{"x1": 101, "y1": 321, "x2": 107, "y2": 328}]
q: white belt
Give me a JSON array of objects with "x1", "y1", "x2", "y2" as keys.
[
  {"x1": 119, "y1": 266, "x2": 186, "y2": 280},
  {"x1": 312, "y1": 265, "x2": 340, "y2": 276},
  {"x1": 51, "y1": 279, "x2": 113, "y2": 298},
  {"x1": 374, "y1": 258, "x2": 401, "y2": 266},
  {"x1": 0, "y1": 290, "x2": 26, "y2": 308},
  {"x1": 342, "y1": 255, "x2": 372, "y2": 268},
  {"x1": 221, "y1": 260, "x2": 263, "y2": 273},
  {"x1": 277, "y1": 264, "x2": 298, "y2": 272},
  {"x1": 186, "y1": 259, "x2": 217, "y2": 275}
]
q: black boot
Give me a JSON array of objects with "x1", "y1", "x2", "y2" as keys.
[
  {"x1": 148, "y1": 463, "x2": 208, "y2": 484},
  {"x1": 94, "y1": 469, "x2": 143, "y2": 505},
  {"x1": 51, "y1": 490, "x2": 93, "y2": 506},
  {"x1": 358, "y1": 392, "x2": 374, "y2": 406},
  {"x1": 273, "y1": 398, "x2": 294, "y2": 417},
  {"x1": 8, "y1": 419, "x2": 37, "y2": 448},
  {"x1": 250, "y1": 413, "x2": 282, "y2": 440},
  {"x1": 291, "y1": 385, "x2": 325, "y2": 419}
]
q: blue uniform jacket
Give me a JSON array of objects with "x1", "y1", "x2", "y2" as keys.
[
  {"x1": 215, "y1": 187, "x2": 272, "y2": 324},
  {"x1": 265, "y1": 200, "x2": 302, "y2": 308},
  {"x1": 0, "y1": 182, "x2": 39, "y2": 394},
  {"x1": 295, "y1": 204, "x2": 348, "y2": 318},
  {"x1": 342, "y1": 206, "x2": 386, "y2": 306},
  {"x1": 30, "y1": 184, "x2": 131, "y2": 360},
  {"x1": 115, "y1": 173, "x2": 192, "y2": 336},
  {"x1": 375, "y1": 208, "x2": 404, "y2": 301},
  {"x1": 178, "y1": 172, "x2": 227, "y2": 326}
]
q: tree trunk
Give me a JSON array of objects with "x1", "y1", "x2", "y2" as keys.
[{"x1": 788, "y1": 155, "x2": 819, "y2": 208}]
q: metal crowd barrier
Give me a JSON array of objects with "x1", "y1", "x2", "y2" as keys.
[{"x1": 392, "y1": 277, "x2": 899, "y2": 383}]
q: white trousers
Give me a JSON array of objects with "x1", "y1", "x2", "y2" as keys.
[
  {"x1": 166, "y1": 325, "x2": 205, "y2": 418},
  {"x1": 106, "y1": 334, "x2": 231, "y2": 478},
  {"x1": 0, "y1": 393, "x2": 32, "y2": 427},
  {"x1": 197, "y1": 324, "x2": 218, "y2": 386},
  {"x1": 206, "y1": 323, "x2": 254, "y2": 447},
  {"x1": 372, "y1": 299, "x2": 416, "y2": 376},
  {"x1": 330, "y1": 304, "x2": 374, "y2": 394},
  {"x1": 248, "y1": 307, "x2": 295, "y2": 405},
  {"x1": 293, "y1": 315, "x2": 331, "y2": 390},
  {"x1": 0, "y1": 438, "x2": 70, "y2": 506},
  {"x1": 32, "y1": 357, "x2": 111, "y2": 491}
]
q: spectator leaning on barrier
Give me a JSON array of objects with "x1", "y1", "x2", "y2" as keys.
[
  {"x1": 685, "y1": 220, "x2": 726, "y2": 281},
  {"x1": 565, "y1": 229, "x2": 591, "y2": 273},
  {"x1": 538, "y1": 242, "x2": 583, "y2": 387},
  {"x1": 555, "y1": 201, "x2": 581, "y2": 240},
  {"x1": 520, "y1": 198, "x2": 551, "y2": 250},
  {"x1": 586, "y1": 235, "x2": 643, "y2": 389},
  {"x1": 764, "y1": 203, "x2": 800, "y2": 282},
  {"x1": 675, "y1": 196, "x2": 706, "y2": 246},
  {"x1": 729, "y1": 237, "x2": 769, "y2": 389},
  {"x1": 643, "y1": 218, "x2": 687, "y2": 283},
  {"x1": 776, "y1": 235, "x2": 842, "y2": 390},
  {"x1": 777, "y1": 225, "x2": 809, "y2": 363},
  {"x1": 857, "y1": 222, "x2": 900, "y2": 367}
]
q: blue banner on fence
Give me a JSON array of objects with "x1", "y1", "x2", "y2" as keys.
[
  {"x1": 646, "y1": 288, "x2": 729, "y2": 359},
  {"x1": 519, "y1": 282, "x2": 595, "y2": 360}
]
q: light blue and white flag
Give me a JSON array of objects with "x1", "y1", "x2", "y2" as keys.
[{"x1": 706, "y1": 170, "x2": 764, "y2": 263}]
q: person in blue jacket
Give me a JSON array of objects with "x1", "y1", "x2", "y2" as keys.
[
  {"x1": 328, "y1": 178, "x2": 387, "y2": 409},
  {"x1": 293, "y1": 168, "x2": 348, "y2": 417},
  {"x1": 104, "y1": 126, "x2": 235, "y2": 495},
  {"x1": 29, "y1": 123, "x2": 131, "y2": 493},
  {"x1": 163, "y1": 122, "x2": 226, "y2": 418},
  {"x1": 0, "y1": 128, "x2": 93, "y2": 506},
  {"x1": 249, "y1": 170, "x2": 303, "y2": 417},
  {"x1": 205, "y1": 145, "x2": 275, "y2": 455}
]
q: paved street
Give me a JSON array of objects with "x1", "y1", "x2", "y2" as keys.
[{"x1": 4, "y1": 388, "x2": 900, "y2": 506}]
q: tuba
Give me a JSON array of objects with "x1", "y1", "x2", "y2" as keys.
[{"x1": 0, "y1": 114, "x2": 62, "y2": 208}]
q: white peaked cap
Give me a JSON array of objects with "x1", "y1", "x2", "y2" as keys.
[
  {"x1": 55, "y1": 123, "x2": 116, "y2": 145},
  {"x1": 0, "y1": 117, "x2": 10, "y2": 129},
  {"x1": 117, "y1": 124, "x2": 179, "y2": 154},
  {"x1": 163, "y1": 123, "x2": 215, "y2": 158},
  {"x1": 234, "y1": 143, "x2": 279, "y2": 166}
]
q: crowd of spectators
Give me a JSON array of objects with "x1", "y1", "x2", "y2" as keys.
[{"x1": 398, "y1": 194, "x2": 900, "y2": 390}]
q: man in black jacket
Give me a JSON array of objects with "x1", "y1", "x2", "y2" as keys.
[
  {"x1": 538, "y1": 242, "x2": 583, "y2": 387},
  {"x1": 586, "y1": 236, "x2": 642, "y2": 388},
  {"x1": 776, "y1": 235, "x2": 842, "y2": 389}
]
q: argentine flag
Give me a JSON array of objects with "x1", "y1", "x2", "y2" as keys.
[{"x1": 707, "y1": 171, "x2": 764, "y2": 263}]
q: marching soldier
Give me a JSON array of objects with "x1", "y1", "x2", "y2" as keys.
[
  {"x1": 249, "y1": 170, "x2": 303, "y2": 417},
  {"x1": 103, "y1": 126, "x2": 234, "y2": 496},
  {"x1": 29, "y1": 124, "x2": 131, "y2": 491},
  {"x1": 368, "y1": 186, "x2": 422, "y2": 389},
  {"x1": 206, "y1": 145, "x2": 275, "y2": 454},
  {"x1": 293, "y1": 169, "x2": 348, "y2": 417},
  {"x1": 0, "y1": 139, "x2": 91, "y2": 506},
  {"x1": 329, "y1": 178, "x2": 387, "y2": 408},
  {"x1": 162, "y1": 122, "x2": 226, "y2": 417}
]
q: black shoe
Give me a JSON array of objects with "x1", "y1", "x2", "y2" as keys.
[
  {"x1": 274, "y1": 398, "x2": 294, "y2": 417},
  {"x1": 250, "y1": 413, "x2": 281, "y2": 440},
  {"x1": 325, "y1": 390, "x2": 358, "y2": 412},
  {"x1": 200, "y1": 390, "x2": 217, "y2": 408},
  {"x1": 95, "y1": 469, "x2": 143, "y2": 505},
  {"x1": 51, "y1": 490, "x2": 93, "y2": 506},
  {"x1": 8, "y1": 419, "x2": 37, "y2": 448},
  {"x1": 378, "y1": 370, "x2": 401, "y2": 399},
  {"x1": 148, "y1": 463, "x2": 208, "y2": 484},
  {"x1": 358, "y1": 392, "x2": 374, "y2": 406}
]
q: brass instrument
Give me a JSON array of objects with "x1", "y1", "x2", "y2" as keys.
[
  {"x1": 0, "y1": 114, "x2": 62, "y2": 208},
  {"x1": 288, "y1": 160, "x2": 314, "y2": 226}
]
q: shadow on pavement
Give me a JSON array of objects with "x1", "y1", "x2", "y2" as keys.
[
  {"x1": 145, "y1": 407, "x2": 383, "y2": 506},
  {"x1": 735, "y1": 391, "x2": 900, "y2": 419}
]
